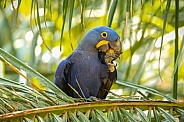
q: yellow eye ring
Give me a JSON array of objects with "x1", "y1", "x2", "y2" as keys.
[{"x1": 101, "y1": 32, "x2": 108, "y2": 38}]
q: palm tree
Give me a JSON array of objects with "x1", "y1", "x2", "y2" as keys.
[{"x1": 0, "y1": 0, "x2": 184, "y2": 121}]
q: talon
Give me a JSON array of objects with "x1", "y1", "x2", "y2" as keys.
[
  {"x1": 108, "y1": 63, "x2": 115, "y2": 72},
  {"x1": 89, "y1": 96, "x2": 101, "y2": 101},
  {"x1": 108, "y1": 63, "x2": 115, "y2": 66}
]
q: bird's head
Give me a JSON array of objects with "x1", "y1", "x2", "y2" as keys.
[{"x1": 78, "y1": 26, "x2": 122, "y2": 58}]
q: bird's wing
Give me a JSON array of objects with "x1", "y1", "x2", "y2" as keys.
[{"x1": 54, "y1": 56, "x2": 73, "y2": 96}]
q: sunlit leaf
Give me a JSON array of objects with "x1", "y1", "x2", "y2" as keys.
[
  {"x1": 51, "y1": 113, "x2": 62, "y2": 122},
  {"x1": 116, "y1": 81, "x2": 176, "y2": 101},
  {"x1": 69, "y1": 111, "x2": 80, "y2": 122},
  {"x1": 153, "y1": 107, "x2": 161, "y2": 122},
  {"x1": 120, "y1": 108, "x2": 136, "y2": 122},
  {"x1": 134, "y1": 107, "x2": 149, "y2": 122},
  {"x1": 77, "y1": 111, "x2": 90, "y2": 122},
  {"x1": 157, "y1": 107, "x2": 175, "y2": 122},
  {"x1": 107, "y1": 0, "x2": 118, "y2": 27},
  {"x1": 95, "y1": 108, "x2": 110, "y2": 122}
]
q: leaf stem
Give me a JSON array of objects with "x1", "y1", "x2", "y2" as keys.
[{"x1": 173, "y1": 0, "x2": 179, "y2": 100}]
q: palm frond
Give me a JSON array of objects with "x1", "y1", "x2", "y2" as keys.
[
  {"x1": 0, "y1": 48, "x2": 74, "y2": 104},
  {"x1": 0, "y1": 100, "x2": 183, "y2": 121}
]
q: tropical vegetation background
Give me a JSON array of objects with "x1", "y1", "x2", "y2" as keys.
[{"x1": 0, "y1": 0, "x2": 184, "y2": 121}]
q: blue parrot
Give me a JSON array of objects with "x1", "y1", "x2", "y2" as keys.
[{"x1": 54, "y1": 26, "x2": 122, "y2": 99}]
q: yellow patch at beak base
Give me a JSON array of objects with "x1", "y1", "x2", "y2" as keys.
[{"x1": 96, "y1": 40, "x2": 109, "y2": 49}]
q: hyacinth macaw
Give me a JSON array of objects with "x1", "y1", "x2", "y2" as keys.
[{"x1": 54, "y1": 26, "x2": 122, "y2": 99}]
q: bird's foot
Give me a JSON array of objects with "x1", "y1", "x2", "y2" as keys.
[
  {"x1": 88, "y1": 96, "x2": 101, "y2": 101},
  {"x1": 107, "y1": 63, "x2": 115, "y2": 72}
]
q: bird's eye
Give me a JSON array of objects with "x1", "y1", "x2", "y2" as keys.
[{"x1": 101, "y1": 32, "x2": 108, "y2": 38}]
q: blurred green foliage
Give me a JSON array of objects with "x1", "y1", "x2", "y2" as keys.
[{"x1": 0, "y1": 0, "x2": 184, "y2": 101}]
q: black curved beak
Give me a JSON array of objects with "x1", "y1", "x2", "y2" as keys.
[
  {"x1": 108, "y1": 37, "x2": 122, "y2": 57},
  {"x1": 96, "y1": 37, "x2": 122, "y2": 59}
]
